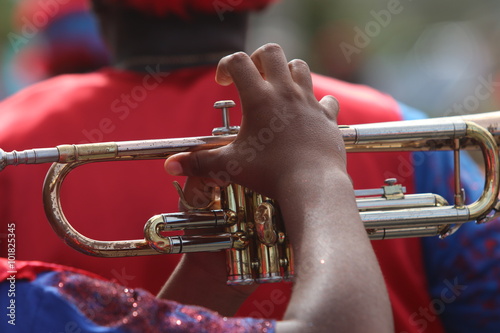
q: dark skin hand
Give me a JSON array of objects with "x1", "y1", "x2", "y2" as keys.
[{"x1": 162, "y1": 43, "x2": 394, "y2": 332}]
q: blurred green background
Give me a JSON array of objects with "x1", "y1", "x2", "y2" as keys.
[
  {"x1": 249, "y1": 0, "x2": 500, "y2": 117},
  {"x1": 1, "y1": 0, "x2": 499, "y2": 117},
  {"x1": 0, "y1": 0, "x2": 15, "y2": 96}
]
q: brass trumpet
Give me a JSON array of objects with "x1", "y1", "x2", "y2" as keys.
[{"x1": 1, "y1": 101, "x2": 499, "y2": 285}]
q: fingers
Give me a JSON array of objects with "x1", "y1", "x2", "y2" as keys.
[
  {"x1": 215, "y1": 44, "x2": 317, "y2": 115},
  {"x1": 288, "y1": 59, "x2": 313, "y2": 91},
  {"x1": 250, "y1": 43, "x2": 292, "y2": 83},
  {"x1": 215, "y1": 52, "x2": 263, "y2": 98},
  {"x1": 180, "y1": 177, "x2": 217, "y2": 211},
  {"x1": 171, "y1": 44, "x2": 341, "y2": 196}
]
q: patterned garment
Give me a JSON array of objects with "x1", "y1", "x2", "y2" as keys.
[{"x1": 0, "y1": 259, "x2": 275, "y2": 333}]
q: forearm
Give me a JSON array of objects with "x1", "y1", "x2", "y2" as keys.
[
  {"x1": 157, "y1": 252, "x2": 257, "y2": 316},
  {"x1": 276, "y1": 168, "x2": 393, "y2": 333}
]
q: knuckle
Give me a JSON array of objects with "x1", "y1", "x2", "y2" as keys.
[
  {"x1": 227, "y1": 51, "x2": 250, "y2": 65},
  {"x1": 262, "y1": 43, "x2": 282, "y2": 52},
  {"x1": 255, "y1": 43, "x2": 282, "y2": 57},
  {"x1": 289, "y1": 58, "x2": 308, "y2": 69}
]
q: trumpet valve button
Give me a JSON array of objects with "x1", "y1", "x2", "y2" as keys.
[
  {"x1": 214, "y1": 100, "x2": 236, "y2": 109},
  {"x1": 384, "y1": 178, "x2": 397, "y2": 186},
  {"x1": 213, "y1": 100, "x2": 240, "y2": 136}
]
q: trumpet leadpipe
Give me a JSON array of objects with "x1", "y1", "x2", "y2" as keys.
[
  {"x1": 0, "y1": 147, "x2": 60, "y2": 169},
  {"x1": 1, "y1": 111, "x2": 499, "y2": 169},
  {"x1": 0, "y1": 136, "x2": 235, "y2": 170}
]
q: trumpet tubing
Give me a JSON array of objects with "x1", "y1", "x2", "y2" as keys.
[{"x1": 1, "y1": 106, "x2": 500, "y2": 285}]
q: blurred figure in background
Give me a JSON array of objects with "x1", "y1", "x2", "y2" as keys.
[
  {"x1": 258, "y1": 0, "x2": 500, "y2": 116},
  {"x1": 1, "y1": 0, "x2": 109, "y2": 96}
]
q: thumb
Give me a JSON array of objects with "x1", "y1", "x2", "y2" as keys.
[{"x1": 164, "y1": 149, "x2": 234, "y2": 186}]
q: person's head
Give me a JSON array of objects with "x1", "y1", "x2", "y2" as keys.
[
  {"x1": 90, "y1": 0, "x2": 276, "y2": 20},
  {"x1": 89, "y1": 0, "x2": 278, "y2": 69}
]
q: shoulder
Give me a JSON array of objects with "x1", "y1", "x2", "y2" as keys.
[
  {"x1": 311, "y1": 73, "x2": 402, "y2": 123},
  {"x1": 0, "y1": 70, "x2": 110, "y2": 120},
  {"x1": 0, "y1": 70, "x2": 137, "y2": 141},
  {"x1": 0, "y1": 69, "x2": 138, "y2": 109}
]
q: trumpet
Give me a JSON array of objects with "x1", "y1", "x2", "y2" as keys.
[{"x1": 1, "y1": 100, "x2": 500, "y2": 285}]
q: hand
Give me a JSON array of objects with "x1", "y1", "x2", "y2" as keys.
[
  {"x1": 161, "y1": 43, "x2": 344, "y2": 319},
  {"x1": 165, "y1": 43, "x2": 343, "y2": 202}
]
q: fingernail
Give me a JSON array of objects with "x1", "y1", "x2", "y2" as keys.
[{"x1": 166, "y1": 160, "x2": 184, "y2": 176}]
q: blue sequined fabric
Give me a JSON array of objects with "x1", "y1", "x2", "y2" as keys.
[{"x1": 48, "y1": 270, "x2": 275, "y2": 333}]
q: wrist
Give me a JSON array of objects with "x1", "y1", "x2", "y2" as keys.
[
  {"x1": 275, "y1": 166, "x2": 360, "y2": 249},
  {"x1": 275, "y1": 162, "x2": 353, "y2": 211}
]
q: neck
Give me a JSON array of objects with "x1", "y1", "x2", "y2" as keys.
[{"x1": 95, "y1": 6, "x2": 249, "y2": 72}]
